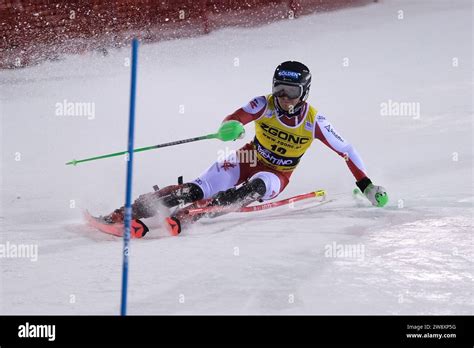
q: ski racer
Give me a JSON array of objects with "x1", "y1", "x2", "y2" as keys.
[{"x1": 102, "y1": 61, "x2": 388, "y2": 237}]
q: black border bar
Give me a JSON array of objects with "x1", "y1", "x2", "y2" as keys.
[{"x1": 0, "y1": 315, "x2": 472, "y2": 346}]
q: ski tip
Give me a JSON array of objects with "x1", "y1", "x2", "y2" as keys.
[
  {"x1": 314, "y1": 189, "x2": 326, "y2": 197},
  {"x1": 83, "y1": 210, "x2": 105, "y2": 225},
  {"x1": 83, "y1": 210, "x2": 99, "y2": 221},
  {"x1": 83, "y1": 209, "x2": 92, "y2": 220}
]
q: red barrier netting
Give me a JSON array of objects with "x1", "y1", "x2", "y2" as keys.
[{"x1": 0, "y1": 0, "x2": 375, "y2": 69}]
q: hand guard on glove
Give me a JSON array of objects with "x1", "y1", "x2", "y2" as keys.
[
  {"x1": 356, "y1": 177, "x2": 388, "y2": 207},
  {"x1": 217, "y1": 120, "x2": 245, "y2": 141}
]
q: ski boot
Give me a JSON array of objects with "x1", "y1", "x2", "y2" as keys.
[
  {"x1": 165, "y1": 178, "x2": 266, "y2": 235},
  {"x1": 103, "y1": 183, "x2": 202, "y2": 222}
]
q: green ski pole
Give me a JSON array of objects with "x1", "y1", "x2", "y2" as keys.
[{"x1": 66, "y1": 120, "x2": 244, "y2": 166}]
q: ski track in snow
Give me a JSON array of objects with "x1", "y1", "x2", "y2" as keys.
[{"x1": 0, "y1": 0, "x2": 472, "y2": 314}]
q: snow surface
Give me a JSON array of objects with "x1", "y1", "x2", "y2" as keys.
[{"x1": 0, "y1": 0, "x2": 472, "y2": 314}]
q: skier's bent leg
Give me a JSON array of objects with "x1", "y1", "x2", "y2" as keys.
[
  {"x1": 167, "y1": 171, "x2": 283, "y2": 234},
  {"x1": 169, "y1": 177, "x2": 266, "y2": 233},
  {"x1": 105, "y1": 150, "x2": 241, "y2": 223}
]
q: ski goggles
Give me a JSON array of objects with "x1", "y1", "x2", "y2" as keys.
[{"x1": 272, "y1": 83, "x2": 303, "y2": 99}]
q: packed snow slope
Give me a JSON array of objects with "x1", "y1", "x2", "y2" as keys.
[{"x1": 0, "y1": 0, "x2": 472, "y2": 314}]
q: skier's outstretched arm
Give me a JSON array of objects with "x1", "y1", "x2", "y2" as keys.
[
  {"x1": 222, "y1": 96, "x2": 267, "y2": 125},
  {"x1": 313, "y1": 115, "x2": 388, "y2": 207}
]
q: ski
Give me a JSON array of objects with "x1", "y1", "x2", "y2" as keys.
[
  {"x1": 164, "y1": 189, "x2": 327, "y2": 235},
  {"x1": 86, "y1": 189, "x2": 327, "y2": 237},
  {"x1": 185, "y1": 189, "x2": 326, "y2": 216}
]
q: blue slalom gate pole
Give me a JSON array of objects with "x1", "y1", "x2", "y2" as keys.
[{"x1": 121, "y1": 38, "x2": 139, "y2": 316}]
